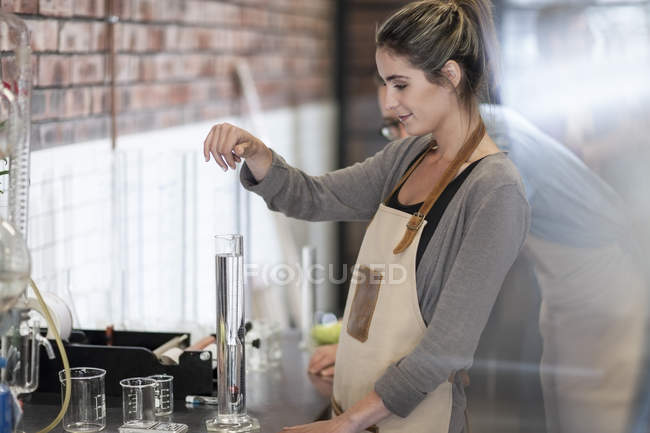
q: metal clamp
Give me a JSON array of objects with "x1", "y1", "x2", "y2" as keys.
[{"x1": 406, "y1": 211, "x2": 425, "y2": 231}]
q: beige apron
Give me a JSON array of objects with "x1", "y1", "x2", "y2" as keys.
[
  {"x1": 525, "y1": 234, "x2": 647, "y2": 433},
  {"x1": 332, "y1": 203, "x2": 453, "y2": 433},
  {"x1": 332, "y1": 123, "x2": 486, "y2": 432}
]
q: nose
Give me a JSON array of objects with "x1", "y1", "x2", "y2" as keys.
[{"x1": 384, "y1": 88, "x2": 400, "y2": 113}]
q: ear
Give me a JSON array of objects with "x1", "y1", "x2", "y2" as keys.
[{"x1": 441, "y1": 60, "x2": 462, "y2": 89}]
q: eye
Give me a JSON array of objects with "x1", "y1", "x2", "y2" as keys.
[{"x1": 393, "y1": 84, "x2": 407, "y2": 90}]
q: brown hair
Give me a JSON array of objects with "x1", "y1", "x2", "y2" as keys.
[{"x1": 376, "y1": 0, "x2": 498, "y2": 114}]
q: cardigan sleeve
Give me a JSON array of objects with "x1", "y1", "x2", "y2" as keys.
[
  {"x1": 375, "y1": 183, "x2": 530, "y2": 417},
  {"x1": 239, "y1": 143, "x2": 400, "y2": 222}
]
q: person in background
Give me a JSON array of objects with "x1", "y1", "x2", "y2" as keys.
[
  {"x1": 315, "y1": 74, "x2": 647, "y2": 432},
  {"x1": 203, "y1": 1, "x2": 530, "y2": 432}
]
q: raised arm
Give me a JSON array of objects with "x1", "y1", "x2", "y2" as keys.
[
  {"x1": 240, "y1": 146, "x2": 399, "y2": 222},
  {"x1": 203, "y1": 122, "x2": 402, "y2": 222}
]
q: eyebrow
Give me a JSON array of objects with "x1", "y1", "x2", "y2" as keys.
[{"x1": 385, "y1": 74, "x2": 409, "y2": 82}]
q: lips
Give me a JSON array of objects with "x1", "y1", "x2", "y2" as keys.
[{"x1": 398, "y1": 114, "x2": 412, "y2": 122}]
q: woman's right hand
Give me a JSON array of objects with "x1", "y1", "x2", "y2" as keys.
[
  {"x1": 203, "y1": 122, "x2": 273, "y2": 182},
  {"x1": 308, "y1": 344, "x2": 338, "y2": 377}
]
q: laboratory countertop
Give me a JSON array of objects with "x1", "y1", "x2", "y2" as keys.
[{"x1": 19, "y1": 332, "x2": 333, "y2": 433}]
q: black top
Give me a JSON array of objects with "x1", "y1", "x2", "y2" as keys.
[{"x1": 386, "y1": 151, "x2": 483, "y2": 267}]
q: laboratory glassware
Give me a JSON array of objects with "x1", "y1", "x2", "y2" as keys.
[
  {"x1": 120, "y1": 377, "x2": 156, "y2": 426},
  {"x1": 148, "y1": 374, "x2": 173, "y2": 416},
  {"x1": 206, "y1": 234, "x2": 259, "y2": 432},
  {"x1": 58, "y1": 367, "x2": 106, "y2": 433},
  {"x1": 1, "y1": 317, "x2": 54, "y2": 395},
  {"x1": 0, "y1": 12, "x2": 32, "y2": 237}
]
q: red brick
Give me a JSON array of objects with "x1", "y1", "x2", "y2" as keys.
[
  {"x1": 71, "y1": 54, "x2": 105, "y2": 85},
  {"x1": 73, "y1": 116, "x2": 109, "y2": 143},
  {"x1": 116, "y1": 23, "x2": 147, "y2": 52},
  {"x1": 146, "y1": 26, "x2": 164, "y2": 51},
  {"x1": 63, "y1": 86, "x2": 92, "y2": 118},
  {"x1": 32, "y1": 88, "x2": 64, "y2": 120},
  {"x1": 91, "y1": 22, "x2": 107, "y2": 51},
  {"x1": 186, "y1": 1, "x2": 240, "y2": 25},
  {"x1": 1, "y1": 0, "x2": 38, "y2": 13},
  {"x1": 25, "y1": 19, "x2": 59, "y2": 52},
  {"x1": 131, "y1": 0, "x2": 153, "y2": 21},
  {"x1": 114, "y1": 0, "x2": 132, "y2": 20},
  {"x1": 241, "y1": 7, "x2": 268, "y2": 28},
  {"x1": 39, "y1": 0, "x2": 73, "y2": 17},
  {"x1": 35, "y1": 121, "x2": 74, "y2": 148},
  {"x1": 157, "y1": 0, "x2": 186, "y2": 23},
  {"x1": 73, "y1": 0, "x2": 105, "y2": 17},
  {"x1": 31, "y1": 89, "x2": 47, "y2": 120},
  {"x1": 59, "y1": 22, "x2": 92, "y2": 53},
  {"x1": 90, "y1": 86, "x2": 108, "y2": 114},
  {"x1": 37, "y1": 55, "x2": 71, "y2": 86},
  {"x1": 114, "y1": 54, "x2": 139, "y2": 83},
  {"x1": 140, "y1": 54, "x2": 179, "y2": 81}
]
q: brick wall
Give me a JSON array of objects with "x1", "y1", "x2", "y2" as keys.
[{"x1": 0, "y1": 0, "x2": 334, "y2": 150}]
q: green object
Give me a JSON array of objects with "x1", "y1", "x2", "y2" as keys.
[{"x1": 311, "y1": 322, "x2": 342, "y2": 345}]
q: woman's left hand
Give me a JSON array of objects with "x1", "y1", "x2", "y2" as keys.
[{"x1": 280, "y1": 417, "x2": 358, "y2": 433}]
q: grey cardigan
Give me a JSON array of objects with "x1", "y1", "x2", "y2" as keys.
[{"x1": 240, "y1": 134, "x2": 530, "y2": 431}]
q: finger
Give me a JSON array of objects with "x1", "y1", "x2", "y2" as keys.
[
  {"x1": 203, "y1": 127, "x2": 216, "y2": 162},
  {"x1": 320, "y1": 366, "x2": 335, "y2": 377},
  {"x1": 308, "y1": 353, "x2": 326, "y2": 372},
  {"x1": 234, "y1": 141, "x2": 254, "y2": 158},
  {"x1": 220, "y1": 126, "x2": 238, "y2": 169},
  {"x1": 311, "y1": 358, "x2": 334, "y2": 374},
  {"x1": 309, "y1": 350, "x2": 325, "y2": 365},
  {"x1": 210, "y1": 125, "x2": 228, "y2": 171},
  {"x1": 232, "y1": 153, "x2": 242, "y2": 163}
]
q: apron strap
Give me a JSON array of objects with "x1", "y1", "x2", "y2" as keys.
[{"x1": 393, "y1": 120, "x2": 486, "y2": 255}]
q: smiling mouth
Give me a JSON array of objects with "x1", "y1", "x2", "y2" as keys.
[{"x1": 398, "y1": 114, "x2": 412, "y2": 122}]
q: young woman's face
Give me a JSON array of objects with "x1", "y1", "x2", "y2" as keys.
[{"x1": 376, "y1": 48, "x2": 455, "y2": 137}]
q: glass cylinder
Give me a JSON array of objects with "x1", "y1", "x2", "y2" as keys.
[
  {"x1": 58, "y1": 367, "x2": 106, "y2": 433},
  {"x1": 206, "y1": 234, "x2": 259, "y2": 432}
]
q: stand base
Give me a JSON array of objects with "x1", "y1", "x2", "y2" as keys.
[{"x1": 205, "y1": 415, "x2": 260, "y2": 433}]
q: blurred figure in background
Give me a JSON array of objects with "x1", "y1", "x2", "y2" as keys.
[{"x1": 376, "y1": 82, "x2": 648, "y2": 433}]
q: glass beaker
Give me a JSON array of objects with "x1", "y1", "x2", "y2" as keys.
[
  {"x1": 58, "y1": 367, "x2": 106, "y2": 433},
  {"x1": 148, "y1": 374, "x2": 173, "y2": 416},
  {"x1": 120, "y1": 378, "x2": 156, "y2": 426},
  {"x1": 206, "y1": 234, "x2": 259, "y2": 432}
]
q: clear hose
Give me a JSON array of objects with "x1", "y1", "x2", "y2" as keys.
[{"x1": 29, "y1": 278, "x2": 70, "y2": 433}]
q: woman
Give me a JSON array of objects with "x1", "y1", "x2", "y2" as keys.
[{"x1": 203, "y1": 1, "x2": 530, "y2": 432}]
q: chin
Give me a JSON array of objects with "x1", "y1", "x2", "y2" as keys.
[{"x1": 405, "y1": 125, "x2": 431, "y2": 137}]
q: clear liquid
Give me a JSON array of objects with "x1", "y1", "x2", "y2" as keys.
[{"x1": 215, "y1": 253, "x2": 247, "y2": 418}]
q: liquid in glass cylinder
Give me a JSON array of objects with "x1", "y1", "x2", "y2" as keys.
[{"x1": 215, "y1": 253, "x2": 247, "y2": 418}]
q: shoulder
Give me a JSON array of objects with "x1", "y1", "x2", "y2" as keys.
[
  {"x1": 377, "y1": 134, "x2": 432, "y2": 174},
  {"x1": 379, "y1": 134, "x2": 431, "y2": 162},
  {"x1": 463, "y1": 153, "x2": 530, "y2": 217}
]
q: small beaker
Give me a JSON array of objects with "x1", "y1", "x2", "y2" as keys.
[
  {"x1": 148, "y1": 374, "x2": 173, "y2": 416},
  {"x1": 120, "y1": 378, "x2": 156, "y2": 426},
  {"x1": 58, "y1": 367, "x2": 106, "y2": 433}
]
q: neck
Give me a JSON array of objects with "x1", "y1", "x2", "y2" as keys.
[{"x1": 432, "y1": 106, "x2": 482, "y2": 162}]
